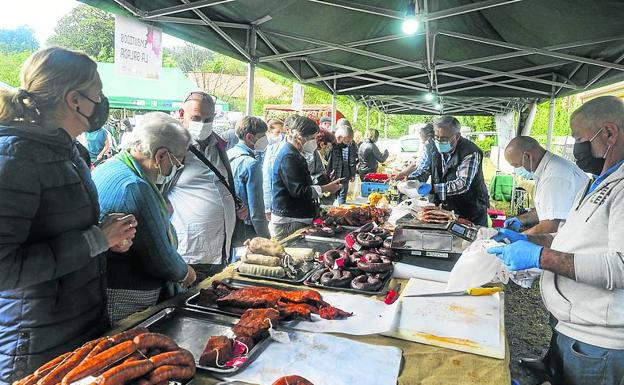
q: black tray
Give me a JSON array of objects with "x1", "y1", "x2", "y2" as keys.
[
  {"x1": 236, "y1": 262, "x2": 320, "y2": 284},
  {"x1": 282, "y1": 235, "x2": 345, "y2": 253},
  {"x1": 303, "y1": 264, "x2": 393, "y2": 296},
  {"x1": 136, "y1": 307, "x2": 270, "y2": 374},
  {"x1": 185, "y1": 278, "x2": 299, "y2": 318}
]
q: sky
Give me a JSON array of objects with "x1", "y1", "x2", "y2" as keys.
[{"x1": 0, "y1": 0, "x2": 186, "y2": 47}]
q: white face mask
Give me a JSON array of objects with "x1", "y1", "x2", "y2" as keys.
[
  {"x1": 254, "y1": 135, "x2": 269, "y2": 151},
  {"x1": 156, "y1": 152, "x2": 182, "y2": 185},
  {"x1": 302, "y1": 139, "x2": 318, "y2": 153},
  {"x1": 187, "y1": 121, "x2": 213, "y2": 140}
]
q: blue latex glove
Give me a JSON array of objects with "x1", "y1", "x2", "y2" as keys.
[
  {"x1": 487, "y1": 240, "x2": 543, "y2": 271},
  {"x1": 418, "y1": 183, "x2": 432, "y2": 196},
  {"x1": 503, "y1": 217, "x2": 523, "y2": 232},
  {"x1": 491, "y1": 228, "x2": 528, "y2": 244}
]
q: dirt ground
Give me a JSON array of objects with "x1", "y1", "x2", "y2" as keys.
[{"x1": 504, "y1": 280, "x2": 553, "y2": 385}]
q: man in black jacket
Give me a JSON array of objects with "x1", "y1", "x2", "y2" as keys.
[{"x1": 409, "y1": 116, "x2": 489, "y2": 226}]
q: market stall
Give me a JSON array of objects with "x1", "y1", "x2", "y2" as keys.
[{"x1": 17, "y1": 199, "x2": 511, "y2": 385}]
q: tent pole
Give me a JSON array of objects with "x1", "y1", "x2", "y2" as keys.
[
  {"x1": 331, "y1": 77, "x2": 337, "y2": 131},
  {"x1": 246, "y1": 62, "x2": 255, "y2": 115},
  {"x1": 384, "y1": 113, "x2": 388, "y2": 138},
  {"x1": 547, "y1": 96, "x2": 555, "y2": 151}
]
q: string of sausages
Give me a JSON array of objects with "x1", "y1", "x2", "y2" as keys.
[{"x1": 14, "y1": 328, "x2": 195, "y2": 385}]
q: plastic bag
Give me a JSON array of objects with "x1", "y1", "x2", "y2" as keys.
[
  {"x1": 446, "y1": 239, "x2": 508, "y2": 291},
  {"x1": 397, "y1": 180, "x2": 423, "y2": 199}
]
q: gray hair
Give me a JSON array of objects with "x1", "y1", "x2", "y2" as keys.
[
  {"x1": 131, "y1": 112, "x2": 191, "y2": 157},
  {"x1": 571, "y1": 95, "x2": 624, "y2": 131},
  {"x1": 434, "y1": 115, "x2": 461, "y2": 134},
  {"x1": 335, "y1": 124, "x2": 354, "y2": 138},
  {"x1": 336, "y1": 118, "x2": 351, "y2": 128}
]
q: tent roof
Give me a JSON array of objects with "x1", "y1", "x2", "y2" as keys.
[
  {"x1": 97, "y1": 62, "x2": 199, "y2": 111},
  {"x1": 84, "y1": 0, "x2": 624, "y2": 115}
]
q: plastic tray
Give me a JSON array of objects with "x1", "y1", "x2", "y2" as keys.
[
  {"x1": 303, "y1": 265, "x2": 393, "y2": 296},
  {"x1": 136, "y1": 307, "x2": 270, "y2": 374}
]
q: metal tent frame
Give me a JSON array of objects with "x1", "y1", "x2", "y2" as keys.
[{"x1": 85, "y1": 0, "x2": 624, "y2": 142}]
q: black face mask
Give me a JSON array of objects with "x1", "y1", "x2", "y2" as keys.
[
  {"x1": 573, "y1": 140, "x2": 605, "y2": 175},
  {"x1": 77, "y1": 92, "x2": 110, "y2": 132}
]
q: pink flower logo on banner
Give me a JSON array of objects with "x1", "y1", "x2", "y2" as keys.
[{"x1": 146, "y1": 27, "x2": 161, "y2": 56}]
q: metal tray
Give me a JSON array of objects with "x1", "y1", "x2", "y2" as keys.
[
  {"x1": 185, "y1": 278, "x2": 300, "y2": 318},
  {"x1": 236, "y1": 262, "x2": 320, "y2": 284},
  {"x1": 136, "y1": 307, "x2": 270, "y2": 374},
  {"x1": 282, "y1": 235, "x2": 345, "y2": 253},
  {"x1": 303, "y1": 264, "x2": 393, "y2": 296}
]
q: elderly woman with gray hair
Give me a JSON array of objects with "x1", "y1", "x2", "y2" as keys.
[{"x1": 92, "y1": 112, "x2": 196, "y2": 325}]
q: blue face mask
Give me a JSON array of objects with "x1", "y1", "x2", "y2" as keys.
[
  {"x1": 514, "y1": 153, "x2": 534, "y2": 179},
  {"x1": 434, "y1": 140, "x2": 452, "y2": 154}
]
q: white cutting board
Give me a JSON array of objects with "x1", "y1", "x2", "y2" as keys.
[{"x1": 383, "y1": 278, "x2": 506, "y2": 359}]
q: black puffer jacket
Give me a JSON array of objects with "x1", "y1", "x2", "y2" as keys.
[
  {"x1": 357, "y1": 139, "x2": 389, "y2": 178},
  {"x1": 0, "y1": 123, "x2": 108, "y2": 384}
]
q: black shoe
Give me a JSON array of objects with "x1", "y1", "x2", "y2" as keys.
[{"x1": 519, "y1": 357, "x2": 546, "y2": 372}]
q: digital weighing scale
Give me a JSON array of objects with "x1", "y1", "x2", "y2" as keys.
[{"x1": 390, "y1": 213, "x2": 477, "y2": 271}]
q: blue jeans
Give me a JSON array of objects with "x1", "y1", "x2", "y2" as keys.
[
  {"x1": 546, "y1": 331, "x2": 624, "y2": 385},
  {"x1": 337, "y1": 180, "x2": 349, "y2": 204}
]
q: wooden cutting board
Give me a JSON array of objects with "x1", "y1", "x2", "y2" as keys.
[{"x1": 383, "y1": 278, "x2": 505, "y2": 359}]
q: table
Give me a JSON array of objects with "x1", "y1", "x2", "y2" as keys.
[{"x1": 111, "y1": 264, "x2": 511, "y2": 385}]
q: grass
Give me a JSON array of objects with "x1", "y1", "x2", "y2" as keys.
[{"x1": 483, "y1": 157, "x2": 513, "y2": 216}]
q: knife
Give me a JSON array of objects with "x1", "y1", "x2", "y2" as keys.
[
  {"x1": 403, "y1": 287, "x2": 502, "y2": 298},
  {"x1": 384, "y1": 283, "x2": 401, "y2": 304}
]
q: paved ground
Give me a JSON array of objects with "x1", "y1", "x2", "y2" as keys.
[{"x1": 504, "y1": 280, "x2": 552, "y2": 385}]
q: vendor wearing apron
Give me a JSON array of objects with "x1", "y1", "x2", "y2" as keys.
[{"x1": 408, "y1": 116, "x2": 489, "y2": 226}]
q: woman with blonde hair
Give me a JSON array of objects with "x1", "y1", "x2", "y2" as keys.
[{"x1": 0, "y1": 47, "x2": 136, "y2": 382}]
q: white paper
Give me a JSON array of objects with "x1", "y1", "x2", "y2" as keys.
[
  {"x1": 291, "y1": 291, "x2": 397, "y2": 335},
  {"x1": 220, "y1": 331, "x2": 402, "y2": 385},
  {"x1": 391, "y1": 278, "x2": 501, "y2": 348},
  {"x1": 392, "y1": 262, "x2": 450, "y2": 282}
]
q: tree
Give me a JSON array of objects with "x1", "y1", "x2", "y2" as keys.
[
  {"x1": 0, "y1": 26, "x2": 38, "y2": 53},
  {"x1": 47, "y1": 4, "x2": 114, "y2": 62},
  {"x1": 0, "y1": 51, "x2": 31, "y2": 86}
]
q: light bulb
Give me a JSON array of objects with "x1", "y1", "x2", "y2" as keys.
[
  {"x1": 402, "y1": 16, "x2": 419, "y2": 35},
  {"x1": 434, "y1": 103, "x2": 442, "y2": 110},
  {"x1": 425, "y1": 92, "x2": 434, "y2": 101}
]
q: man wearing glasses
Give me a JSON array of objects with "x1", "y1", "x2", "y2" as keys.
[
  {"x1": 407, "y1": 115, "x2": 489, "y2": 226},
  {"x1": 166, "y1": 91, "x2": 247, "y2": 282}
]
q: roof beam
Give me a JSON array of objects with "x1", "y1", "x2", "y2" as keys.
[
  {"x1": 305, "y1": 58, "x2": 428, "y2": 89},
  {"x1": 440, "y1": 30, "x2": 624, "y2": 72},
  {"x1": 337, "y1": 72, "x2": 430, "y2": 93},
  {"x1": 303, "y1": 59, "x2": 334, "y2": 93},
  {"x1": 256, "y1": 30, "x2": 303, "y2": 83},
  {"x1": 259, "y1": 34, "x2": 409, "y2": 63},
  {"x1": 113, "y1": 0, "x2": 144, "y2": 17},
  {"x1": 264, "y1": 30, "x2": 426, "y2": 71},
  {"x1": 426, "y1": 0, "x2": 524, "y2": 21},
  {"x1": 179, "y1": 0, "x2": 251, "y2": 62},
  {"x1": 144, "y1": 0, "x2": 235, "y2": 19},
  {"x1": 302, "y1": 0, "x2": 402, "y2": 20},
  {"x1": 436, "y1": 34, "x2": 624, "y2": 70},
  {"x1": 439, "y1": 70, "x2": 552, "y2": 95},
  {"x1": 584, "y1": 52, "x2": 624, "y2": 90}
]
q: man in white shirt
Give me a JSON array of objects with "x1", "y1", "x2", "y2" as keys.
[
  {"x1": 503, "y1": 136, "x2": 589, "y2": 234},
  {"x1": 166, "y1": 91, "x2": 247, "y2": 281}
]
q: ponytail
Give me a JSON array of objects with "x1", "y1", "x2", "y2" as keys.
[{"x1": 0, "y1": 88, "x2": 40, "y2": 124}]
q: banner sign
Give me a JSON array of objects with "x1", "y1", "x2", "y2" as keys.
[{"x1": 114, "y1": 15, "x2": 162, "y2": 79}]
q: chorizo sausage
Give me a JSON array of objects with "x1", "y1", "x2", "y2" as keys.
[
  {"x1": 15, "y1": 373, "x2": 39, "y2": 385},
  {"x1": 94, "y1": 359, "x2": 154, "y2": 385},
  {"x1": 61, "y1": 340, "x2": 137, "y2": 385},
  {"x1": 133, "y1": 333, "x2": 178, "y2": 352},
  {"x1": 109, "y1": 327, "x2": 149, "y2": 345},
  {"x1": 148, "y1": 350, "x2": 195, "y2": 369},
  {"x1": 37, "y1": 339, "x2": 99, "y2": 385},
  {"x1": 146, "y1": 365, "x2": 194, "y2": 384},
  {"x1": 34, "y1": 352, "x2": 72, "y2": 377}
]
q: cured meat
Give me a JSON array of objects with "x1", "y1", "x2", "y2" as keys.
[
  {"x1": 232, "y1": 308, "x2": 280, "y2": 341},
  {"x1": 199, "y1": 336, "x2": 233, "y2": 367},
  {"x1": 198, "y1": 281, "x2": 352, "y2": 320},
  {"x1": 272, "y1": 375, "x2": 315, "y2": 385},
  {"x1": 416, "y1": 206, "x2": 455, "y2": 223}
]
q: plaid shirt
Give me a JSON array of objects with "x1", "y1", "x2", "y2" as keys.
[{"x1": 434, "y1": 152, "x2": 481, "y2": 201}]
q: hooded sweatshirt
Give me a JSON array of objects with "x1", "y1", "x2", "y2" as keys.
[{"x1": 542, "y1": 162, "x2": 624, "y2": 348}]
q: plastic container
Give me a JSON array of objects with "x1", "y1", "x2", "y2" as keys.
[{"x1": 361, "y1": 181, "x2": 390, "y2": 197}]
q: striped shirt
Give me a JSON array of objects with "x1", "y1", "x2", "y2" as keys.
[{"x1": 434, "y1": 152, "x2": 481, "y2": 201}]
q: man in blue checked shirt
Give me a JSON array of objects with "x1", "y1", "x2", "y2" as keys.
[{"x1": 407, "y1": 115, "x2": 489, "y2": 226}]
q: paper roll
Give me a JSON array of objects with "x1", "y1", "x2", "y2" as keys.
[{"x1": 392, "y1": 263, "x2": 450, "y2": 283}]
